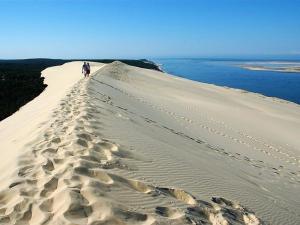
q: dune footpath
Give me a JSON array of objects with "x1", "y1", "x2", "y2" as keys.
[{"x1": 0, "y1": 61, "x2": 300, "y2": 225}]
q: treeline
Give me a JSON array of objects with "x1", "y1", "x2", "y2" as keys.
[{"x1": 0, "y1": 58, "x2": 161, "y2": 121}]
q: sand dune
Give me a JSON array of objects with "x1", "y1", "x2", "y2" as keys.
[{"x1": 0, "y1": 61, "x2": 300, "y2": 225}]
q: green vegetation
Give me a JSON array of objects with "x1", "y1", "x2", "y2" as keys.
[{"x1": 0, "y1": 59, "x2": 161, "y2": 121}]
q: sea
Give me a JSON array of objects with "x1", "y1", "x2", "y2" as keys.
[{"x1": 153, "y1": 58, "x2": 300, "y2": 105}]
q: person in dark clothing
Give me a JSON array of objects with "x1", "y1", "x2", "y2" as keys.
[
  {"x1": 82, "y1": 62, "x2": 88, "y2": 78},
  {"x1": 86, "y1": 62, "x2": 91, "y2": 77}
]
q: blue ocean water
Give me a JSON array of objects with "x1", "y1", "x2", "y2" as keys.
[{"x1": 153, "y1": 58, "x2": 300, "y2": 105}]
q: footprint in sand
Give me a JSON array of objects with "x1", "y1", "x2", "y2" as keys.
[{"x1": 40, "y1": 177, "x2": 58, "y2": 198}]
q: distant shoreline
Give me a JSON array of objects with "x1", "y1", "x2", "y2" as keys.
[{"x1": 241, "y1": 65, "x2": 300, "y2": 73}]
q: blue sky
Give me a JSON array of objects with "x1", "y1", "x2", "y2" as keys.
[{"x1": 0, "y1": 0, "x2": 300, "y2": 59}]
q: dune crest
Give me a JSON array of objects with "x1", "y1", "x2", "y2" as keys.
[{"x1": 1, "y1": 61, "x2": 300, "y2": 224}]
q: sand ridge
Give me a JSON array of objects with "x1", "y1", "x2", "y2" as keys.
[
  {"x1": 0, "y1": 67, "x2": 261, "y2": 225},
  {"x1": 1, "y1": 61, "x2": 299, "y2": 224}
]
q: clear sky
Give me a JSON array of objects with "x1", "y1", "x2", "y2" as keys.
[{"x1": 0, "y1": 0, "x2": 300, "y2": 59}]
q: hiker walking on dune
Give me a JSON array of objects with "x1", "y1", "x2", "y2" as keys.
[
  {"x1": 82, "y1": 62, "x2": 90, "y2": 78},
  {"x1": 86, "y1": 62, "x2": 91, "y2": 77}
]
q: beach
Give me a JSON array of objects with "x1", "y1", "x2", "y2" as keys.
[{"x1": 0, "y1": 61, "x2": 299, "y2": 225}]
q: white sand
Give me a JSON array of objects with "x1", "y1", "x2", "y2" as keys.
[
  {"x1": 0, "y1": 61, "x2": 299, "y2": 225},
  {"x1": 0, "y1": 62, "x2": 104, "y2": 188},
  {"x1": 242, "y1": 65, "x2": 300, "y2": 73}
]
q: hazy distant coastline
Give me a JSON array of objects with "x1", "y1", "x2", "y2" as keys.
[{"x1": 241, "y1": 65, "x2": 300, "y2": 73}]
